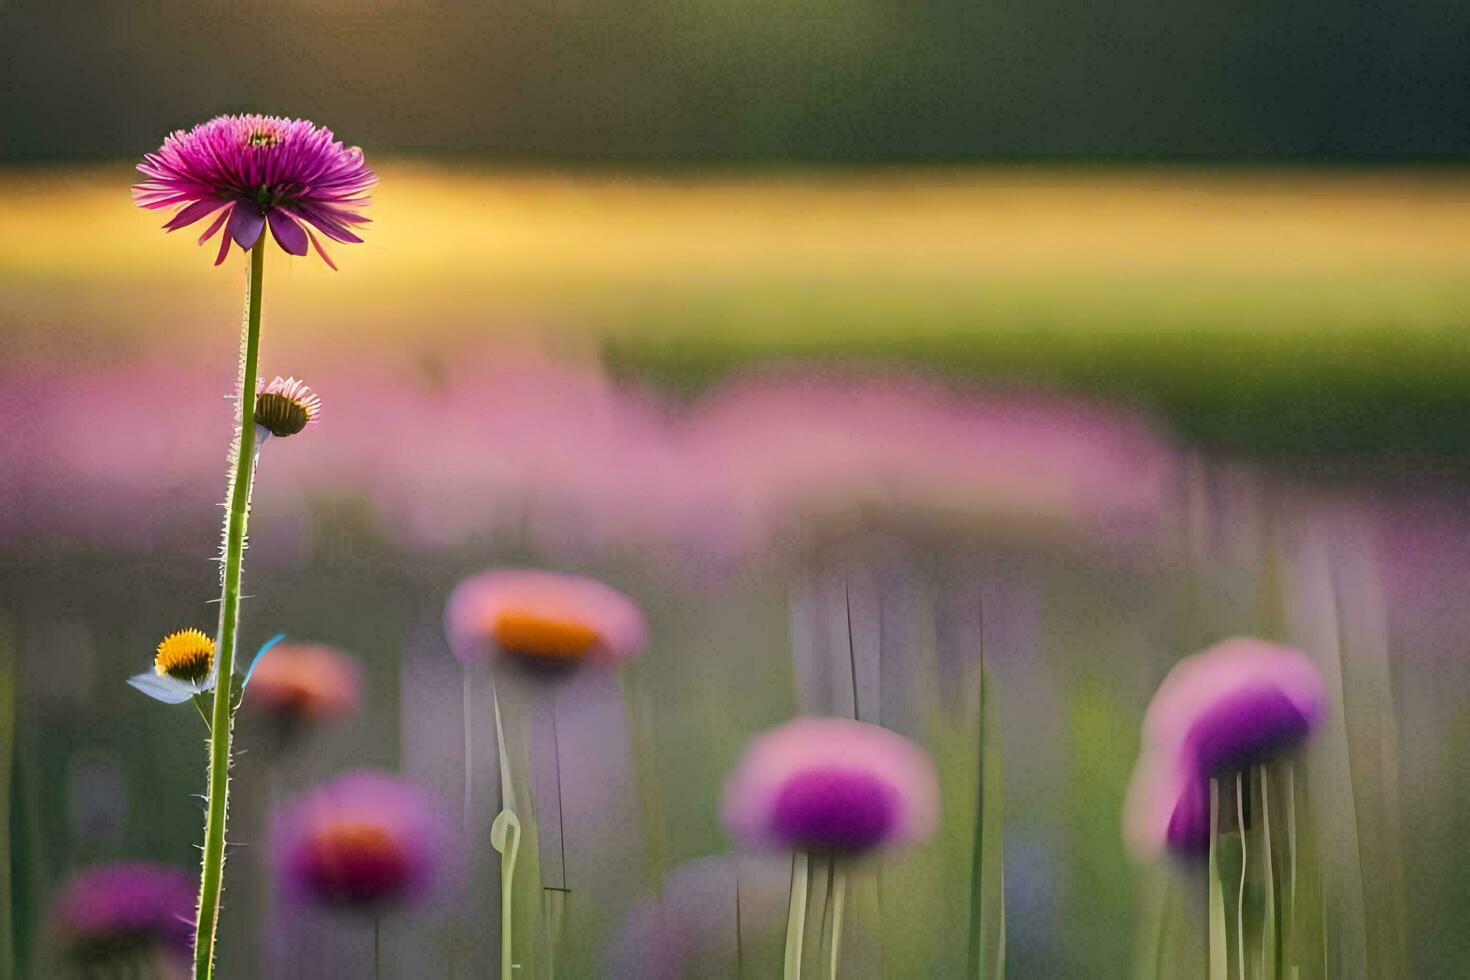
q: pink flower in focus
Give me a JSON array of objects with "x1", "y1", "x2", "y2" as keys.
[
  {"x1": 443, "y1": 568, "x2": 648, "y2": 667},
  {"x1": 133, "y1": 114, "x2": 375, "y2": 268},
  {"x1": 723, "y1": 717, "x2": 939, "y2": 855}
]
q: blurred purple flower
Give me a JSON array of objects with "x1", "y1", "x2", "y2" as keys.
[
  {"x1": 50, "y1": 861, "x2": 195, "y2": 966},
  {"x1": 133, "y1": 114, "x2": 374, "y2": 268},
  {"x1": 723, "y1": 717, "x2": 939, "y2": 855},
  {"x1": 444, "y1": 568, "x2": 648, "y2": 667},
  {"x1": 272, "y1": 771, "x2": 452, "y2": 913},
  {"x1": 1124, "y1": 637, "x2": 1325, "y2": 859}
]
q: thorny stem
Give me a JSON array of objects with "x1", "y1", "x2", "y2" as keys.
[{"x1": 193, "y1": 240, "x2": 266, "y2": 979}]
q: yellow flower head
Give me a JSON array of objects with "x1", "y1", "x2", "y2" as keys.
[{"x1": 154, "y1": 629, "x2": 215, "y2": 683}]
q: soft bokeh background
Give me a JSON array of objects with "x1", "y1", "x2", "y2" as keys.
[{"x1": 3, "y1": 2, "x2": 1470, "y2": 977}]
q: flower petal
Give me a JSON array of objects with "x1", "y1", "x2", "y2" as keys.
[
  {"x1": 162, "y1": 198, "x2": 227, "y2": 232},
  {"x1": 267, "y1": 212, "x2": 309, "y2": 256},
  {"x1": 127, "y1": 672, "x2": 198, "y2": 705},
  {"x1": 198, "y1": 207, "x2": 231, "y2": 245},
  {"x1": 228, "y1": 204, "x2": 266, "y2": 249},
  {"x1": 214, "y1": 217, "x2": 234, "y2": 266},
  {"x1": 305, "y1": 228, "x2": 338, "y2": 271}
]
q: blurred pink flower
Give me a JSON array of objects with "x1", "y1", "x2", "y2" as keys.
[
  {"x1": 246, "y1": 642, "x2": 361, "y2": 724},
  {"x1": 723, "y1": 717, "x2": 939, "y2": 855},
  {"x1": 1124, "y1": 637, "x2": 1325, "y2": 859},
  {"x1": 443, "y1": 568, "x2": 647, "y2": 666},
  {"x1": 50, "y1": 862, "x2": 195, "y2": 967},
  {"x1": 133, "y1": 114, "x2": 374, "y2": 268},
  {"x1": 272, "y1": 771, "x2": 452, "y2": 913}
]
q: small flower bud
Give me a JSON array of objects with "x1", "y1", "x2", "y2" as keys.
[{"x1": 254, "y1": 376, "x2": 321, "y2": 437}]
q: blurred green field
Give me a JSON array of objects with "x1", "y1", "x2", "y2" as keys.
[{"x1": 3, "y1": 163, "x2": 1469, "y2": 451}]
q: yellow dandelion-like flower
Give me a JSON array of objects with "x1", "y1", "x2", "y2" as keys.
[
  {"x1": 254, "y1": 376, "x2": 322, "y2": 438},
  {"x1": 130, "y1": 629, "x2": 284, "y2": 706},
  {"x1": 154, "y1": 628, "x2": 215, "y2": 683}
]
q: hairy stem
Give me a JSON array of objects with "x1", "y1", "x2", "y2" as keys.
[{"x1": 193, "y1": 240, "x2": 265, "y2": 979}]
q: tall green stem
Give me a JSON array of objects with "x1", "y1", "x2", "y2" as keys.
[{"x1": 193, "y1": 240, "x2": 266, "y2": 979}]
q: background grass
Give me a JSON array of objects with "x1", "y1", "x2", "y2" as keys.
[{"x1": 4, "y1": 163, "x2": 1469, "y2": 453}]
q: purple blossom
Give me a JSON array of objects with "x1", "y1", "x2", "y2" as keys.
[
  {"x1": 723, "y1": 718, "x2": 939, "y2": 856},
  {"x1": 50, "y1": 862, "x2": 195, "y2": 965},
  {"x1": 133, "y1": 114, "x2": 375, "y2": 268},
  {"x1": 1124, "y1": 638, "x2": 1325, "y2": 859},
  {"x1": 271, "y1": 771, "x2": 451, "y2": 913}
]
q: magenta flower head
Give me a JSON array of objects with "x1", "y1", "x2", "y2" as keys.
[
  {"x1": 50, "y1": 861, "x2": 195, "y2": 968},
  {"x1": 271, "y1": 771, "x2": 452, "y2": 914},
  {"x1": 443, "y1": 568, "x2": 648, "y2": 668},
  {"x1": 132, "y1": 114, "x2": 375, "y2": 269},
  {"x1": 723, "y1": 718, "x2": 939, "y2": 856},
  {"x1": 1124, "y1": 638, "x2": 1326, "y2": 860}
]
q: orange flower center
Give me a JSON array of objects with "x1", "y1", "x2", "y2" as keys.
[
  {"x1": 490, "y1": 610, "x2": 601, "y2": 661},
  {"x1": 309, "y1": 820, "x2": 400, "y2": 860}
]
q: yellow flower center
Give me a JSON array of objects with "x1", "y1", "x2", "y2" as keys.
[
  {"x1": 491, "y1": 611, "x2": 601, "y2": 661},
  {"x1": 246, "y1": 129, "x2": 280, "y2": 147},
  {"x1": 154, "y1": 629, "x2": 215, "y2": 683}
]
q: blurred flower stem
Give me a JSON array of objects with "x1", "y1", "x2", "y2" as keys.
[
  {"x1": 826, "y1": 865, "x2": 847, "y2": 980},
  {"x1": 785, "y1": 851, "x2": 809, "y2": 980},
  {"x1": 620, "y1": 664, "x2": 667, "y2": 898},
  {"x1": 194, "y1": 240, "x2": 266, "y2": 979}
]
